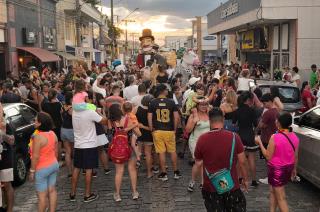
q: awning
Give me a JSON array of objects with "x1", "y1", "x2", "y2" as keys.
[
  {"x1": 77, "y1": 47, "x2": 101, "y2": 53},
  {"x1": 54, "y1": 51, "x2": 81, "y2": 61},
  {"x1": 17, "y1": 47, "x2": 60, "y2": 62}
]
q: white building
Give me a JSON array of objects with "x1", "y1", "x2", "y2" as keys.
[
  {"x1": 164, "y1": 36, "x2": 188, "y2": 50},
  {"x1": 56, "y1": 0, "x2": 108, "y2": 67},
  {"x1": 207, "y1": 0, "x2": 320, "y2": 81}
]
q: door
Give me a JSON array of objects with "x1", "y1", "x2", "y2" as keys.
[
  {"x1": 0, "y1": 52, "x2": 6, "y2": 80},
  {"x1": 293, "y1": 107, "x2": 320, "y2": 187}
]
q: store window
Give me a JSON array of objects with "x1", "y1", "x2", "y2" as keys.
[{"x1": 281, "y1": 24, "x2": 289, "y2": 51}]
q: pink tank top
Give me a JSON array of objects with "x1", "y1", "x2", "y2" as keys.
[
  {"x1": 268, "y1": 132, "x2": 299, "y2": 167},
  {"x1": 36, "y1": 131, "x2": 58, "y2": 170}
]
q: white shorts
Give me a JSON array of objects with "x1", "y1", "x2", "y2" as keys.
[
  {"x1": 0, "y1": 168, "x2": 14, "y2": 182},
  {"x1": 96, "y1": 134, "x2": 109, "y2": 147}
]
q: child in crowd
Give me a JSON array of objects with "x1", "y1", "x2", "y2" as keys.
[
  {"x1": 72, "y1": 79, "x2": 96, "y2": 111},
  {"x1": 185, "y1": 83, "x2": 208, "y2": 116},
  {"x1": 122, "y1": 102, "x2": 142, "y2": 165}
]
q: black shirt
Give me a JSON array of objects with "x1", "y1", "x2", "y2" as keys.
[
  {"x1": 61, "y1": 107, "x2": 73, "y2": 129},
  {"x1": 0, "y1": 142, "x2": 13, "y2": 170},
  {"x1": 211, "y1": 89, "x2": 223, "y2": 107},
  {"x1": 156, "y1": 75, "x2": 168, "y2": 84},
  {"x1": 148, "y1": 97, "x2": 177, "y2": 131},
  {"x1": 136, "y1": 106, "x2": 152, "y2": 142},
  {"x1": 42, "y1": 102, "x2": 62, "y2": 129},
  {"x1": 1, "y1": 92, "x2": 21, "y2": 103}
]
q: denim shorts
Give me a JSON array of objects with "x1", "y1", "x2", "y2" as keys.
[
  {"x1": 60, "y1": 128, "x2": 74, "y2": 142},
  {"x1": 35, "y1": 163, "x2": 59, "y2": 192}
]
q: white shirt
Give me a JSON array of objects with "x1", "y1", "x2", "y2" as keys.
[
  {"x1": 72, "y1": 110, "x2": 102, "y2": 149},
  {"x1": 131, "y1": 94, "x2": 145, "y2": 108},
  {"x1": 123, "y1": 85, "x2": 139, "y2": 101},
  {"x1": 167, "y1": 68, "x2": 175, "y2": 79},
  {"x1": 237, "y1": 77, "x2": 253, "y2": 91},
  {"x1": 291, "y1": 74, "x2": 301, "y2": 87},
  {"x1": 316, "y1": 90, "x2": 320, "y2": 106},
  {"x1": 92, "y1": 73, "x2": 107, "y2": 98}
]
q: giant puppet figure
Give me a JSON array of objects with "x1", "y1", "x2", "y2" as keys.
[{"x1": 136, "y1": 29, "x2": 168, "y2": 85}]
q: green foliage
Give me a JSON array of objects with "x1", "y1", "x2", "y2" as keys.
[{"x1": 107, "y1": 19, "x2": 123, "y2": 40}]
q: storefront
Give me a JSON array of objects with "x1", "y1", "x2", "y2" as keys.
[{"x1": 207, "y1": 0, "x2": 320, "y2": 81}]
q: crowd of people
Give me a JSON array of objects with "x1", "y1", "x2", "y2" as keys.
[{"x1": 0, "y1": 59, "x2": 320, "y2": 212}]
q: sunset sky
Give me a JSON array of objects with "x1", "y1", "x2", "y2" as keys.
[{"x1": 100, "y1": 0, "x2": 228, "y2": 44}]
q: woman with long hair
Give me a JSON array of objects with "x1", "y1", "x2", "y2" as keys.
[
  {"x1": 301, "y1": 81, "x2": 315, "y2": 112},
  {"x1": 185, "y1": 97, "x2": 210, "y2": 192},
  {"x1": 220, "y1": 90, "x2": 238, "y2": 132},
  {"x1": 256, "y1": 113, "x2": 299, "y2": 212},
  {"x1": 108, "y1": 104, "x2": 141, "y2": 202},
  {"x1": 233, "y1": 91, "x2": 259, "y2": 187},
  {"x1": 29, "y1": 112, "x2": 59, "y2": 212},
  {"x1": 270, "y1": 86, "x2": 284, "y2": 112}
]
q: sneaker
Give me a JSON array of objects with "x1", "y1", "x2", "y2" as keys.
[
  {"x1": 188, "y1": 181, "x2": 195, "y2": 192},
  {"x1": 251, "y1": 180, "x2": 259, "y2": 188},
  {"x1": 199, "y1": 184, "x2": 203, "y2": 190},
  {"x1": 132, "y1": 191, "x2": 139, "y2": 200},
  {"x1": 174, "y1": 170, "x2": 182, "y2": 180},
  {"x1": 136, "y1": 160, "x2": 142, "y2": 169},
  {"x1": 69, "y1": 194, "x2": 76, "y2": 202},
  {"x1": 104, "y1": 169, "x2": 111, "y2": 175},
  {"x1": 157, "y1": 172, "x2": 168, "y2": 182},
  {"x1": 113, "y1": 193, "x2": 122, "y2": 202},
  {"x1": 84, "y1": 193, "x2": 99, "y2": 203},
  {"x1": 151, "y1": 167, "x2": 159, "y2": 174},
  {"x1": 259, "y1": 177, "x2": 268, "y2": 185}
]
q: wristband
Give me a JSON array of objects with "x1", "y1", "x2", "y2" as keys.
[{"x1": 29, "y1": 169, "x2": 35, "y2": 173}]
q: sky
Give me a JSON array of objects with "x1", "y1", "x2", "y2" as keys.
[{"x1": 100, "y1": 0, "x2": 227, "y2": 44}]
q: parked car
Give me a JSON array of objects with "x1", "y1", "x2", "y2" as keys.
[
  {"x1": 3, "y1": 103, "x2": 37, "y2": 186},
  {"x1": 251, "y1": 80, "x2": 303, "y2": 112},
  {"x1": 292, "y1": 105, "x2": 320, "y2": 189}
]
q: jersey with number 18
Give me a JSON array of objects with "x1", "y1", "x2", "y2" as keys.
[{"x1": 148, "y1": 97, "x2": 177, "y2": 131}]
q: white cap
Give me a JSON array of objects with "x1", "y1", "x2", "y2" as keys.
[
  {"x1": 188, "y1": 77, "x2": 201, "y2": 86},
  {"x1": 114, "y1": 64, "x2": 126, "y2": 73}
]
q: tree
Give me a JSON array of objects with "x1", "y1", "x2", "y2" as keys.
[
  {"x1": 83, "y1": 0, "x2": 100, "y2": 7},
  {"x1": 107, "y1": 19, "x2": 123, "y2": 39}
]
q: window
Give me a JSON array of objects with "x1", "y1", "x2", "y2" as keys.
[
  {"x1": 9, "y1": 114, "x2": 26, "y2": 129},
  {"x1": 18, "y1": 105, "x2": 36, "y2": 124},
  {"x1": 260, "y1": 86, "x2": 300, "y2": 103},
  {"x1": 301, "y1": 108, "x2": 320, "y2": 130}
]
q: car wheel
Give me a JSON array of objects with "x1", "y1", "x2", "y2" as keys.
[{"x1": 13, "y1": 153, "x2": 27, "y2": 186}]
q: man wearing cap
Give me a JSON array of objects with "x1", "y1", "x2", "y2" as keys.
[
  {"x1": 148, "y1": 84, "x2": 181, "y2": 181},
  {"x1": 182, "y1": 77, "x2": 201, "y2": 107}
]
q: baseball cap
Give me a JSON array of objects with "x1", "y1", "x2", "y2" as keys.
[{"x1": 188, "y1": 77, "x2": 201, "y2": 86}]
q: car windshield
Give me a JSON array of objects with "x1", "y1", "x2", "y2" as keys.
[{"x1": 260, "y1": 86, "x2": 301, "y2": 103}]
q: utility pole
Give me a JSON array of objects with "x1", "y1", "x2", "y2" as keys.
[
  {"x1": 111, "y1": 0, "x2": 115, "y2": 61},
  {"x1": 76, "y1": 0, "x2": 81, "y2": 47},
  {"x1": 123, "y1": 19, "x2": 135, "y2": 64}
]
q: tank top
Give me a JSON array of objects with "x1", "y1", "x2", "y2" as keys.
[
  {"x1": 188, "y1": 120, "x2": 210, "y2": 145},
  {"x1": 35, "y1": 131, "x2": 58, "y2": 170},
  {"x1": 62, "y1": 106, "x2": 73, "y2": 129},
  {"x1": 268, "y1": 132, "x2": 299, "y2": 167}
]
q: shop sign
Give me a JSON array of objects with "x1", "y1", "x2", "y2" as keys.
[
  {"x1": 220, "y1": 2, "x2": 239, "y2": 19},
  {"x1": 241, "y1": 30, "x2": 254, "y2": 49},
  {"x1": 43, "y1": 26, "x2": 56, "y2": 50},
  {"x1": 23, "y1": 28, "x2": 36, "y2": 44}
]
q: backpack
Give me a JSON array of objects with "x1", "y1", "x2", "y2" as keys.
[{"x1": 108, "y1": 117, "x2": 132, "y2": 164}]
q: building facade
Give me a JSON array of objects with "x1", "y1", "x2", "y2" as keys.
[
  {"x1": 56, "y1": 0, "x2": 106, "y2": 68},
  {"x1": 0, "y1": 0, "x2": 8, "y2": 79},
  {"x1": 207, "y1": 0, "x2": 320, "y2": 81},
  {"x1": 6, "y1": 0, "x2": 60, "y2": 76},
  {"x1": 164, "y1": 36, "x2": 188, "y2": 50},
  {"x1": 192, "y1": 17, "x2": 218, "y2": 63}
]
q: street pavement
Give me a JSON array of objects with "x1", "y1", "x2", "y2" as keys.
[{"x1": 13, "y1": 142, "x2": 320, "y2": 212}]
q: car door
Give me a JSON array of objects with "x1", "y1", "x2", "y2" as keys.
[
  {"x1": 17, "y1": 105, "x2": 37, "y2": 154},
  {"x1": 292, "y1": 107, "x2": 320, "y2": 188}
]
